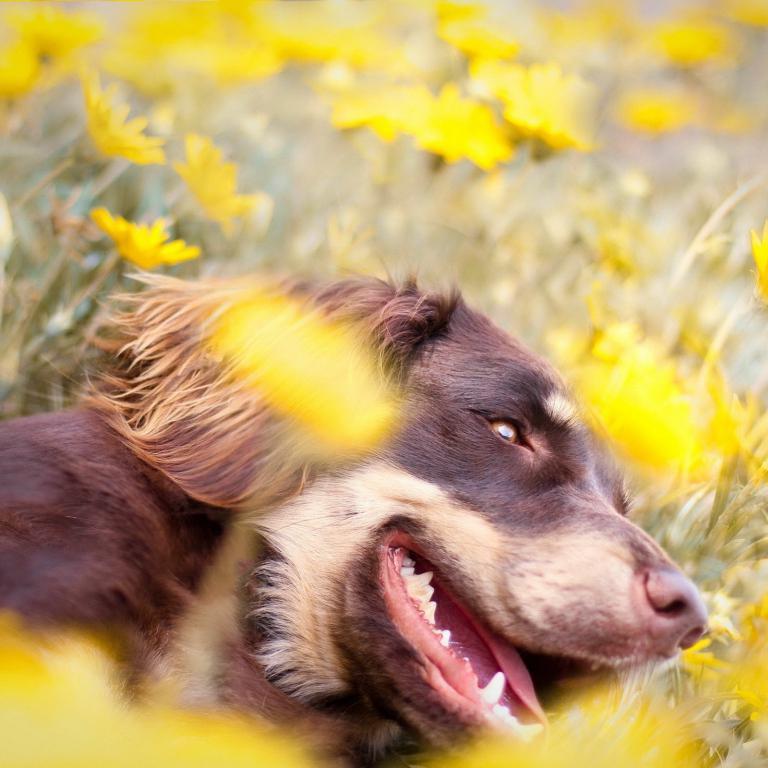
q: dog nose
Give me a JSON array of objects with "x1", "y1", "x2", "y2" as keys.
[{"x1": 642, "y1": 569, "x2": 708, "y2": 652}]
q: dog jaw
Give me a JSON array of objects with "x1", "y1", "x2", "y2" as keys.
[
  {"x1": 248, "y1": 464, "x2": 505, "y2": 705},
  {"x1": 245, "y1": 461, "x2": 699, "y2": 753}
]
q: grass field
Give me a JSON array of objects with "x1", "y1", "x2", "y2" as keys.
[{"x1": 1, "y1": 1, "x2": 768, "y2": 766}]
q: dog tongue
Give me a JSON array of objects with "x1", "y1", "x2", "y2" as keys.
[
  {"x1": 431, "y1": 578, "x2": 546, "y2": 725},
  {"x1": 480, "y1": 628, "x2": 546, "y2": 724}
]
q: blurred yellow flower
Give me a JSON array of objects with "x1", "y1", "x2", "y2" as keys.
[
  {"x1": 174, "y1": 134, "x2": 272, "y2": 235},
  {"x1": 331, "y1": 83, "x2": 433, "y2": 142},
  {"x1": 0, "y1": 40, "x2": 40, "y2": 100},
  {"x1": 5, "y1": 4, "x2": 102, "y2": 60},
  {"x1": 437, "y1": 5, "x2": 520, "y2": 60},
  {"x1": 411, "y1": 84, "x2": 514, "y2": 169},
  {"x1": 681, "y1": 638, "x2": 731, "y2": 682},
  {"x1": 188, "y1": 44, "x2": 283, "y2": 87},
  {"x1": 82, "y1": 72, "x2": 166, "y2": 165},
  {"x1": 255, "y1": 2, "x2": 410, "y2": 74},
  {"x1": 0, "y1": 615, "x2": 314, "y2": 768},
  {"x1": 649, "y1": 17, "x2": 739, "y2": 67},
  {"x1": 707, "y1": 373, "x2": 759, "y2": 460},
  {"x1": 741, "y1": 592, "x2": 768, "y2": 645},
  {"x1": 211, "y1": 292, "x2": 397, "y2": 455},
  {"x1": 104, "y1": 5, "x2": 282, "y2": 94},
  {"x1": 427, "y1": 686, "x2": 699, "y2": 768},
  {"x1": 538, "y1": 1, "x2": 637, "y2": 49},
  {"x1": 707, "y1": 102, "x2": 757, "y2": 135},
  {"x1": 616, "y1": 87, "x2": 699, "y2": 134},
  {"x1": 91, "y1": 208, "x2": 200, "y2": 270},
  {"x1": 578, "y1": 323, "x2": 705, "y2": 474},
  {"x1": 331, "y1": 82, "x2": 513, "y2": 170},
  {"x1": 729, "y1": 647, "x2": 768, "y2": 724},
  {"x1": 751, "y1": 221, "x2": 768, "y2": 300},
  {"x1": 471, "y1": 60, "x2": 594, "y2": 150},
  {"x1": 724, "y1": 0, "x2": 768, "y2": 26}
]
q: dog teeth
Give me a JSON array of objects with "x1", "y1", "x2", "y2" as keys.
[
  {"x1": 402, "y1": 571, "x2": 437, "y2": 624},
  {"x1": 480, "y1": 671, "x2": 506, "y2": 705},
  {"x1": 490, "y1": 704, "x2": 543, "y2": 742},
  {"x1": 402, "y1": 554, "x2": 415, "y2": 567},
  {"x1": 416, "y1": 584, "x2": 435, "y2": 602},
  {"x1": 439, "y1": 629, "x2": 451, "y2": 647},
  {"x1": 410, "y1": 571, "x2": 433, "y2": 588},
  {"x1": 492, "y1": 703, "x2": 513, "y2": 721}
]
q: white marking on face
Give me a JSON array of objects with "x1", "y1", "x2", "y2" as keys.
[
  {"x1": 246, "y1": 463, "x2": 503, "y2": 702},
  {"x1": 544, "y1": 392, "x2": 579, "y2": 426}
]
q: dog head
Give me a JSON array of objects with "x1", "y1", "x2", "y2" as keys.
[
  {"x1": 93, "y1": 275, "x2": 706, "y2": 751},
  {"x1": 250, "y1": 279, "x2": 707, "y2": 749}
]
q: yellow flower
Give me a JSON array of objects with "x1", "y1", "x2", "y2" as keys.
[
  {"x1": 254, "y1": 2, "x2": 410, "y2": 74},
  {"x1": 103, "y1": 5, "x2": 282, "y2": 95},
  {"x1": 91, "y1": 208, "x2": 200, "y2": 270},
  {"x1": 751, "y1": 221, "x2": 768, "y2": 300},
  {"x1": 706, "y1": 372, "x2": 759, "y2": 460},
  {"x1": 576, "y1": 323, "x2": 705, "y2": 474},
  {"x1": 174, "y1": 134, "x2": 272, "y2": 235},
  {"x1": 538, "y1": 1, "x2": 637, "y2": 49},
  {"x1": 331, "y1": 83, "x2": 513, "y2": 170},
  {"x1": 210, "y1": 292, "x2": 397, "y2": 455},
  {"x1": 437, "y1": 7, "x2": 520, "y2": 60},
  {"x1": 471, "y1": 60, "x2": 594, "y2": 151},
  {"x1": 0, "y1": 615, "x2": 314, "y2": 768},
  {"x1": 426, "y1": 685, "x2": 699, "y2": 768},
  {"x1": 411, "y1": 84, "x2": 514, "y2": 170},
  {"x1": 5, "y1": 4, "x2": 102, "y2": 60},
  {"x1": 649, "y1": 17, "x2": 739, "y2": 67},
  {"x1": 331, "y1": 83, "x2": 433, "y2": 142},
  {"x1": 681, "y1": 638, "x2": 731, "y2": 682},
  {"x1": 0, "y1": 40, "x2": 40, "y2": 100},
  {"x1": 741, "y1": 592, "x2": 768, "y2": 645},
  {"x1": 724, "y1": 0, "x2": 768, "y2": 26},
  {"x1": 728, "y1": 639, "x2": 768, "y2": 724},
  {"x1": 82, "y1": 72, "x2": 166, "y2": 165},
  {"x1": 616, "y1": 87, "x2": 699, "y2": 134}
]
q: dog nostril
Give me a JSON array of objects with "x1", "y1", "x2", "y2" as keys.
[
  {"x1": 655, "y1": 597, "x2": 687, "y2": 615},
  {"x1": 642, "y1": 568, "x2": 708, "y2": 650}
]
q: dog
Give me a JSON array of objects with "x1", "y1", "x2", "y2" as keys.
[{"x1": 0, "y1": 275, "x2": 707, "y2": 763}]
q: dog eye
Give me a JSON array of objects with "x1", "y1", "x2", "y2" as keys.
[{"x1": 489, "y1": 419, "x2": 522, "y2": 445}]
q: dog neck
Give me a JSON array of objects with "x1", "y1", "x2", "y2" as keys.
[{"x1": 166, "y1": 521, "x2": 402, "y2": 763}]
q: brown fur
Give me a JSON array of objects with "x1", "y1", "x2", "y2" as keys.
[{"x1": 0, "y1": 274, "x2": 706, "y2": 765}]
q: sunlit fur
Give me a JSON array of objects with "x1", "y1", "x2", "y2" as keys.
[{"x1": 87, "y1": 274, "x2": 456, "y2": 510}]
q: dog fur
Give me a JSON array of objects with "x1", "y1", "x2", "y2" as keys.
[{"x1": 0, "y1": 275, "x2": 706, "y2": 764}]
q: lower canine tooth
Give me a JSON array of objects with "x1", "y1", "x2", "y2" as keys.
[
  {"x1": 490, "y1": 705, "x2": 543, "y2": 742},
  {"x1": 409, "y1": 571, "x2": 433, "y2": 587},
  {"x1": 481, "y1": 671, "x2": 506, "y2": 705},
  {"x1": 411, "y1": 584, "x2": 434, "y2": 602}
]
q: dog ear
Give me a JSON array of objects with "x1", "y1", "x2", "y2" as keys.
[
  {"x1": 311, "y1": 276, "x2": 459, "y2": 374},
  {"x1": 88, "y1": 275, "x2": 296, "y2": 510},
  {"x1": 87, "y1": 275, "x2": 457, "y2": 510}
]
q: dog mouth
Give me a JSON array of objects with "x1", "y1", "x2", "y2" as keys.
[{"x1": 379, "y1": 534, "x2": 607, "y2": 741}]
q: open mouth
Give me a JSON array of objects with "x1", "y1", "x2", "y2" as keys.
[{"x1": 379, "y1": 533, "x2": 603, "y2": 741}]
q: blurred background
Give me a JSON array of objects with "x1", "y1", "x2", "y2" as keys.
[{"x1": 1, "y1": 1, "x2": 768, "y2": 766}]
